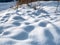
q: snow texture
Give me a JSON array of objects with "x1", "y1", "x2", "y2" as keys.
[{"x1": 0, "y1": 1, "x2": 60, "y2": 45}]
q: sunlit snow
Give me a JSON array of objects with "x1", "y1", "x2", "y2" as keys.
[{"x1": 0, "y1": 1, "x2": 60, "y2": 45}]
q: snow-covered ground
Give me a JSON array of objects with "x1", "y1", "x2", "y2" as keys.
[
  {"x1": 0, "y1": 2, "x2": 16, "y2": 11},
  {"x1": 0, "y1": 1, "x2": 60, "y2": 45}
]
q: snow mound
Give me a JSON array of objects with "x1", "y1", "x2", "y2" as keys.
[{"x1": 0, "y1": 1, "x2": 60, "y2": 45}]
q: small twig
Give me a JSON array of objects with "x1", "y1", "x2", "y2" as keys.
[{"x1": 55, "y1": 1, "x2": 59, "y2": 13}]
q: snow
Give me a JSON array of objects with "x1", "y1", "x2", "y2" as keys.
[
  {"x1": 0, "y1": 2, "x2": 16, "y2": 11},
  {"x1": 0, "y1": 1, "x2": 60, "y2": 45}
]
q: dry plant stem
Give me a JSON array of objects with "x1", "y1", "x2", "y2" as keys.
[{"x1": 15, "y1": 0, "x2": 38, "y2": 9}]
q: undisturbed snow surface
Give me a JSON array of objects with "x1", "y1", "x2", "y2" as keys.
[{"x1": 0, "y1": 1, "x2": 60, "y2": 45}]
